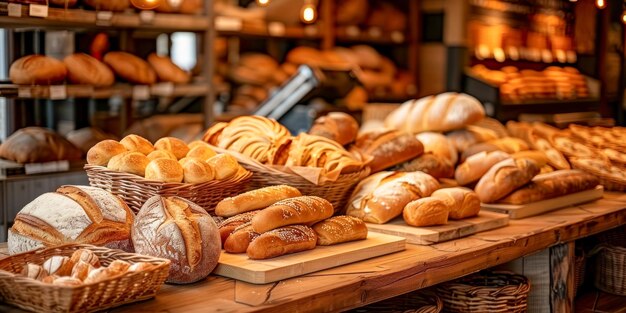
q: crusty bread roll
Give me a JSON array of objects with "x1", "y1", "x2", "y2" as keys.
[
  {"x1": 395, "y1": 153, "x2": 454, "y2": 179},
  {"x1": 128, "y1": 262, "x2": 156, "y2": 272},
  {"x1": 43, "y1": 256, "x2": 74, "y2": 276},
  {"x1": 120, "y1": 134, "x2": 154, "y2": 155},
  {"x1": 416, "y1": 132, "x2": 458, "y2": 165},
  {"x1": 83, "y1": 267, "x2": 116, "y2": 284},
  {"x1": 475, "y1": 158, "x2": 540, "y2": 203},
  {"x1": 22, "y1": 263, "x2": 48, "y2": 281},
  {"x1": 108, "y1": 260, "x2": 130, "y2": 275},
  {"x1": 251, "y1": 196, "x2": 334, "y2": 233},
  {"x1": 147, "y1": 149, "x2": 177, "y2": 161},
  {"x1": 498, "y1": 170, "x2": 598, "y2": 205},
  {"x1": 346, "y1": 171, "x2": 440, "y2": 224},
  {"x1": 179, "y1": 158, "x2": 214, "y2": 183},
  {"x1": 71, "y1": 260, "x2": 94, "y2": 281},
  {"x1": 83, "y1": 0, "x2": 129, "y2": 11},
  {"x1": 403, "y1": 198, "x2": 449, "y2": 227},
  {"x1": 103, "y1": 52, "x2": 156, "y2": 85},
  {"x1": 186, "y1": 145, "x2": 216, "y2": 161},
  {"x1": 218, "y1": 211, "x2": 260, "y2": 245},
  {"x1": 246, "y1": 225, "x2": 318, "y2": 260},
  {"x1": 431, "y1": 187, "x2": 480, "y2": 219},
  {"x1": 206, "y1": 154, "x2": 239, "y2": 180},
  {"x1": 223, "y1": 223, "x2": 259, "y2": 254},
  {"x1": 8, "y1": 185, "x2": 134, "y2": 254},
  {"x1": 312, "y1": 216, "x2": 367, "y2": 245},
  {"x1": 215, "y1": 185, "x2": 302, "y2": 217},
  {"x1": 351, "y1": 129, "x2": 424, "y2": 173},
  {"x1": 10, "y1": 55, "x2": 67, "y2": 85},
  {"x1": 154, "y1": 137, "x2": 189, "y2": 160},
  {"x1": 0, "y1": 127, "x2": 82, "y2": 164},
  {"x1": 132, "y1": 196, "x2": 220, "y2": 284},
  {"x1": 188, "y1": 140, "x2": 211, "y2": 150},
  {"x1": 87, "y1": 139, "x2": 127, "y2": 166},
  {"x1": 63, "y1": 53, "x2": 114, "y2": 86},
  {"x1": 107, "y1": 151, "x2": 150, "y2": 176},
  {"x1": 147, "y1": 53, "x2": 191, "y2": 84},
  {"x1": 454, "y1": 151, "x2": 511, "y2": 186},
  {"x1": 70, "y1": 249, "x2": 100, "y2": 268},
  {"x1": 145, "y1": 158, "x2": 184, "y2": 183},
  {"x1": 309, "y1": 112, "x2": 359, "y2": 146},
  {"x1": 384, "y1": 93, "x2": 485, "y2": 133}
]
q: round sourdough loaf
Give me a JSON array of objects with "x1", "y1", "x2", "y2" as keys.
[
  {"x1": 132, "y1": 196, "x2": 221, "y2": 284},
  {"x1": 8, "y1": 185, "x2": 134, "y2": 255}
]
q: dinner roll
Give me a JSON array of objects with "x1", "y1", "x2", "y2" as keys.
[
  {"x1": 154, "y1": 137, "x2": 190, "y2": 159},
  {"x1": 188, "y1": 140, "x2": 211, "y2": 150},
  {"x1": 147, "y1": 149, "x2": 177, "y2": 161},
  {"x1": 186, "y1": 145, "x2": 216, "y2": 160},
  {"x1": 145, "y1": 158, "x2": 184, "y2": 183},
  {"x1": 87, "y1": 140, "x2": 127, "y2": 166},
  {"x1": 120, "y1": 134, "x2": 155, "y2": 155},
  {"x1": 107, "y1": 151, "x2": 149, "y2": 176},
  {"x1": 206, "y1": 154, "x2": 239, "y2": 180},
  {"x1": 179, "y1": 158, "x2": 215, "y2": 183}
]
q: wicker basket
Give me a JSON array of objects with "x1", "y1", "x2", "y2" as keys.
[
  {"x1": 85, "y1": 164, "x2": 252, "y2": 214},
  {"x1": 351, "y1": 290, "x2": 443, "y2": 313},
  {"x1": 0, "y1": 244, "x2": 170, "y2": 313},
  {"x1": 211, "y1": 146, "x2": 370, "y2": 212},
  {"x1": 570, "y1": 159, "x2": 626, "y2": 192},
  {"x1": 592, "y1": 243, "x2": 626, "y2": 295},
  {"x1": 574, "y1": 249, "x2": 586, "y2": 296},
  {"x1": 436, "y1": 271, "x2": 530, "y2": 313}
]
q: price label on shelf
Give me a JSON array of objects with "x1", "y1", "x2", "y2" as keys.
[
  {"x1": 139, "y1": 11, "x2": 155, "y2": 24},
  {"x1": 133, "y1": 85, "x2": 150, "y2": 100},
  {"x1": 8, "y1": 3, "x2": 22, "y2": 17},
  {"x1": 346, "y1": 26, "x2": 360, "y2": 37},
  {"x1": 391, "y1": 31, "x2": 404, "y2": 43},
  {"x1": 96, "y1": 11, "x2": 113, "y2": 25},
  {"x1": 29, "y1": 4, "x2": 48, "y2": 18},
  {"x1": 49, "y1": 85, "x2": 67, "y2": 100},
  {"x1": 215, "y1": 16, "x2": 242, "y2": 32},
  {"x1": 25, "y1": 160, "x2": 69, "y2": 175},
  {"x1": 268, "y1": 22, "x2": 286, "y2": 37},
  {"x1": 152, "y1": 82, "x2": 174, "y2": 96},
  {"x1": 17, "y1": 87, "x2": 32, "y2": 98},
  {"x1": 368, "y1": 27, "x2": 382, "y2": 38}
]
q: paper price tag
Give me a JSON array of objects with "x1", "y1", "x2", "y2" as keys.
[
  {"x1": 49, "y1": 85, "x2": 67, "y2": 100},
  {"x1": 29, "y1": 4, "x2": 48, "y2": 17},
  {"x1": 96, "y1": 11, "x2": 113, "y2": 25},
  {"x1": 268, "y1": 22, "x2": 286, "y2": 37},
  {"x1": 215, "y1": 16, "x2": 242, "y2": 31},
  {"x1": 17, "y1": 87, "x2": 32, "y2": 98},
  {"x1": 152, "y1": 82, "x2": 174, "y2": 96},
  {"x1": 8, "y1": 3, "x2": 22, "y2": 17},
  {"x1": 346, "y1": 26, "x2": 360, "y2": 37},
  {"x1": 391, "y1": 31, "x2": 404, "y2": 43},
  {"x1": 139, "y1": 11, "x2": 155, "y2": 24},
  {"x1": 133, "y1": 85, "x2": 150, "y2": 100},
  {"x1": 368, "y1": 27, "x2": 382, "y2": 38},
  {"x1": 25, "y1": 160, "x2": 69, "y2": 175}
]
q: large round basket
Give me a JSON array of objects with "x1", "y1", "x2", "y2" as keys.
[
  {"x1": 436, "y1": 271, "x2": 530, "y2": 313},
  {"x1": 85, "y1": 164, "x2": 252, "y2": 215},
  {"x1": 351, "y1": 290, "x2": 442, "y2": 313},
  {"x1": 0, "y1": 244, "x2": 170, "y2": 313},
  {"x1": 211, "y1": 147, "x2": 370, "y2": 213},
  {"x1": 592, "y1": 226, "x2": 626, "y2": 295}
]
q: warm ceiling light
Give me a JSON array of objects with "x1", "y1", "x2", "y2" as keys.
[
  {"x1": 131, "y1": 0, "x2": 161, "y2": 9},
  {"x1": 300, "y1": 3, "x2": 317, "y2": 24},
  {"x1": 596, "y1": 0, "x2": 606, "y2": 9},
  {"x1": 256, "y1": 0, "x2": 270, "y2": 6}
]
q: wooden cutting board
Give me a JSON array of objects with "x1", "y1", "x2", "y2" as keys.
[
  {"x1": 481, "y1": 185, "x2": 604, "y2": 219},
  {"x1": 365, "y1": 211, "x2": 509, "y2": 245},
  {"x1": 214, "y1": 232, "x2": 405, "y2": 284}
]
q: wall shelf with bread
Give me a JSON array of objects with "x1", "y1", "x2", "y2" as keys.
[
  {"x1": 0, "y1": 82, "x2": 211, "y2": 99},
  {"x1": 215, "y1": 16, "x2": 323, "y2": 40}
]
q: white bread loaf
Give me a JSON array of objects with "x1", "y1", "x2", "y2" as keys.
[
  {"x1": 384, "y1": 92, "x2": 485, "y2": 133},
  {"x1": 8, "y1": 185, "x2": 134, "y2": 255}
]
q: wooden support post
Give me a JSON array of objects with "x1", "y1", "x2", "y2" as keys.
[
  {"x1": 203, "y1": 0, "x2": 216, "y2": 128},
  {"x1": 320, "y1": 0, "x2": 335, "y2": 51},
  {"x1": 550, "y1": 242, "x2": 576, "y2": 313},
  {"x1": 408, "y1": 0, "x2": 420, "y2": 94}
]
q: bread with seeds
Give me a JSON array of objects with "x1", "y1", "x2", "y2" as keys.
[
  {"x1": 251, "y1": 196, "x2": 334, "y2": 233},
  {"x1": 246, "y1": 225, "x2": 317, "y2": 259}
]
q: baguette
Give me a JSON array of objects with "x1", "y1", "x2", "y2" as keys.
[
  {"x1": 454, "y1": 151, "x2": 511, "y2": 186},
  {"x1": 312, "y1": 216, "x2": 367, "y2": 245},
  {"x1": 251, "y1": 196, "x2": 334, "y2": 233},
  {"x1": 246, "y1": 225, "x2": 317, "y2": 259},
  {"x1": 431, "y1": 187, "x2": 480, "y2": 219},
  {"x1": 403, "y1": 198, "x2": 449, "y2": 227},
  {"x1": 350, "y1": 129, "x2": 424, "y2": 173},
  {"x1": 223, "y1": 223, "x2": 260, "y2": 254},
  {"x1": 395, "y1": 153, "x2": 454, "y2": 179},
  {"x1": 498, "y1": 170, "x2": 599, "y2": 204},
  {"x1": 475, "y1": 158, "x2": 540, "y2": 203},
  {"x1": 218, "y1": 210, "x2": 260, "y2": 245},
  {"x1": 215, "y1": 185, "x2": 302, "y2": 217}
]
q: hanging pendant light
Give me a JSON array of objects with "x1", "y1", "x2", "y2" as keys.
[
  {"x1": 131, "y1": 0, "x2": 161, "y2": 10},
  {"x1": 300, "y1": 0, "x2": 317, "y2": 24},
  {"x1": 256, "y1": 0, "x2": 270, "y2": 7},
  {"x1": 596, "y1": 0, "x2": 606, "y2": 9}
]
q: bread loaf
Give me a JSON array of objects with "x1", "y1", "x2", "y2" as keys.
[
  {"x1": 0, "y1": 127, "x2": 82, "y2": 164},
  {"x1": 461, "y1": 137, "x2": 529, "y2": 161},
  {"x1": 103, "y1": 52, "x2": 156, "y2": 85},
  {"x1": 215, "y1": 116, "x2": 290, "y2": 163},
  {"x1": 251, "y1": 196, "x2": 334, "y2": 233},
  {"x1": 431, "y1": 187, "x2": 480, "y2": 219},
  {"x1": 346, "y1": 171, "x2": 440, "y2": 224},
  {"x1": 66, "y1": 127, "x2": 117, "y2": 155},
  {"x1": 147, "y1": 53, "x2": 190, "y2": 84},
  {"x1": 403, "y1": 198, "x2": 449, "y2": 227},
  {"x1": 10, "y1": 55, "x2": 67, "y2": 85},
  {"x1": 145, "y1": 158, "x2": 184, "y2": 183},
  {"x1": 21, "y1": 263, "x2": 48, "y2": 281},
  {"x1": 246, "y1": 225, "x2": 317, "y2": 260},
  {"x1": 312, "y1": 216, "x2": 367, "y2": 245},
  {"x1": 416, "y1": 132, "x2": 458, "y2": 165},
  {"x1": 8, "y1": 185, "x2": 134, "y2": 254},
  {"x1": 454, "y1": 151, "x2": 511, "y2": 186},
  {"x1": 216, "y1": 185, "x2": 302, "y2": 217},
  {"x1": 132, "y1": 196, "x2": 220, "y2": 284},
  {"x1": 108, "y1": 151, "x2": 149, "y2": 176},
  {"x1": 120, "y1": 134, "x2": 154, "y2": 155},
  {"x1": 498, "y1": 170, "x2": 598, "y2": 205},
  {"x1": 446, "y1": 125, "x2": 498, "y2": 152},
  {"x1": 70, "y1": 249, "x2": 101, "y2": 268},
  {"x1": 87, "y1": 140, "x2": 127, "y2": 166},
  {"x1": 223, "y1": 223, "x2": 260, "y2": 253},
  {"x1": 475, "y1": 158, "x2": 540, "y2": 203},
  {"x1": 351, "y1": 129, "x2": 424, "y2": 173},
  {"x1": 218, "y1": 210, "x2": 260, "y2": 245},
  {"x1": 384, "y1": 93, "x2": 485, "y2": 133},
  {"x1": 71, "y1": 260, "x2": 95, "y2": 281},
  {"x1": 154, "y1": 137, "x2": 189, "y2": 159},
  {"x1": 284, "y1": 133, "x2": 364, "y2": 176},
  {"x1": 309, "y1": 112, "x2": 359, "y2": 146},
  {"x1": 63, "y1": 53, "x2": 115, "y2": 86},
  {"x1": 531, "y1": 135, "x2": 571, "y2": 170},
  {"x1": 42, "y1": 256, "x2": 73, "y2": 276},
  {"x1": 395, "y1": 153, "x2": 454, "y2": 179}
]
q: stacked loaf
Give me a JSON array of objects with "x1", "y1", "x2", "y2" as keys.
[
  {"x1": 216, "y1": 186, "x2": 367, "y2": 259},
  {"x1": 0, "y1": 127, "x2": 82, "y2": 163},
  {"x1": 87, "y1": 134, "x2": 245, "y2": 183}
]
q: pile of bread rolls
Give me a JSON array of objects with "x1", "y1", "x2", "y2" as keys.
[
  {"x1": 204, "y1": 115, "x2": 365, "y2": 180},
  {"x1": 18, "y1": 248, "x2": 157, "y2": 287},
  {"x1": 87, "y1": 134, "x2": 245, "y2": 183},
  {"x1": 470, "y1": 65, "x2": 589, "y2": 102},
  {"x1": 11, "y1": 0, "x2": 201, "y2": 13},
  {"x1": 216, "y1": 185, "x2": 368, "y2": 259},
  {"x1": 336, "y1": 0, "x2": 407, "y2": 33},
  {"x1": 10, "y1": 51, "x2": 189, "y2": 86}
]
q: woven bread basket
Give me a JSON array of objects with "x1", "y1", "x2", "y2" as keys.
[
  {"x1": 210, "y1": 146, "x2": 370, "y2": 213},
  {"x1": 436, "y1": 271, "x2": 530, "y2": 313},
  {"x1": 85, "y1": 164, "x2": 252, "y2": 214},
  {"x1": 569, "y1": 158, "x2": 626, "y2": 192},
  {"x1": 351, "y1": 290, "x2": 442, "y2": 313},
  {"x1": 592, "y1": 226, "x2": 626, "y2": 295},
  {"x1": 574, "y1": 249, "x2": 586, "y2": 296},
  {"x1": 0, "y1": 244, "x2": 170, "y2": 313}
]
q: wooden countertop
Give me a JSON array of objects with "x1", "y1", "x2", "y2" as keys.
[{"x1": 1, "y1": 193, "x2": 625, "y2": 312}]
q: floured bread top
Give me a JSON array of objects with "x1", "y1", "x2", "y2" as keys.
[
  {"x1": 19, "y1": 192, "x2": 92, "y2": 241},
  {"x1": 65, "y1": 185, "x2": 126, "y2": 223}
]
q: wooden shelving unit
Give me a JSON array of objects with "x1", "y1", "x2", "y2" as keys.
[{"x1": 215, "y1": 16, "x2": 322, "y2": 40}]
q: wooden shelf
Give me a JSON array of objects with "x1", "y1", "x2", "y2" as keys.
[
  {"x1": 0, "y1": 2, "x2": 209, "y2": 31},
  {"x1": 215, "y1": 16, "x2": 322, "y2": 39},
  {"x1": 335, "y1": 26, "x2": 407, "y2": 45}
]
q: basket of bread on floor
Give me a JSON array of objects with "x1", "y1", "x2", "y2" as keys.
[{"x1": 84, "y1": 134, "x2": 252, "y2": 214}]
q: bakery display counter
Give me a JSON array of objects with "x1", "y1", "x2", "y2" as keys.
[
  {"x1": 1, "y1": 193, "x2": 623, "y2": 312},
  {"x1": 0, "y1": 1, "x2": 209, "y2": 31},
  {"x1": 215, "y1": 16, "x2": 322, "y2": 40}
]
